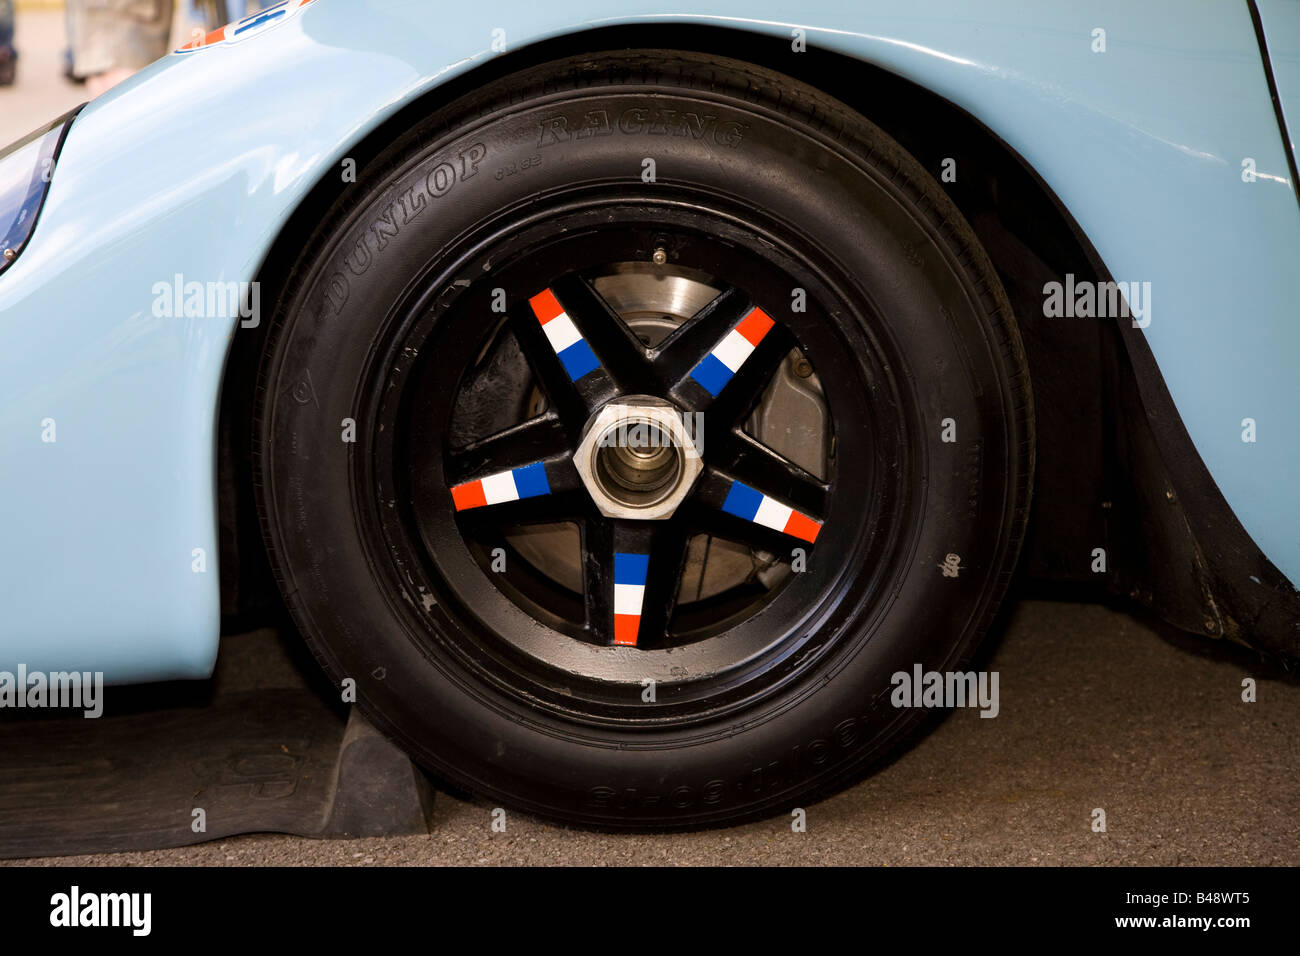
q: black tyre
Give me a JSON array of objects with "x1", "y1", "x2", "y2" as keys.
[{"x1": 255, "y1": 51, "x2": 1033, "y2": 827}]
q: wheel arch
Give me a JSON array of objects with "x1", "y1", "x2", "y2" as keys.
[{"x1": 218, "y1": 24, "x2": 1300, "y2": 658}]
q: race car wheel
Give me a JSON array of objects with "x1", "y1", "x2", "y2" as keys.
[{"x1": 255, "y1": 51, "x2": 1033, "y2": 827}]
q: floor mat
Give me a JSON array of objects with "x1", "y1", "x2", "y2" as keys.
[{"x1": 0, "y1": 680, "x2": 434, "y2": 859}]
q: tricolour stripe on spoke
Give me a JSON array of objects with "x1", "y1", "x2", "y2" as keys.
[
  {"x1": 451, "y1": 461, "x2": 551, "y2": 511},
  {"x1": 529, "y1": 288, "x2": 601, "y2": 382},
  {"x1": 612, "y1": 551, "x2": 650, "y2": 646},
  {"x1": 720, "y1": 479, "x2": 821, "y2": 543},
  {"x1": 689, "y1": 307, "x2": 775, "y2": 397}
]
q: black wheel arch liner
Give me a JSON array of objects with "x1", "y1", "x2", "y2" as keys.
[{"x1": 217, "y1": 24, "x2": 1300, "y2": 660}]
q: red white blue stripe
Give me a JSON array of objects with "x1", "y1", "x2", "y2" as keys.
[
  {"x1": 689, "y1": 307, "x2": 775, "y2": 397},
  {"x1": 613, "y1": 552, "x2": 650, "y2": 646},
  {"x1": 720, "y1": 480, "x2": 821, "y2": 543},
  {"x1": 530, "y1": 288, "x2": 601, "y2": 382},
  {"x1": 451, "y1": 461, "x2": 550, "y2": 511}
]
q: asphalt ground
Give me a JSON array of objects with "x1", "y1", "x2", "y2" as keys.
[{"x1": 7, "y1": 598, "x2": 1297, "y2": 866}]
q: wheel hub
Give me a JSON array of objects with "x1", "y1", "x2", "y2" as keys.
[{"x1": 575, "y1": 399, "x2": 703, "y2": 520}]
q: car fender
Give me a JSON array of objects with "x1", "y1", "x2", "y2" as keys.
[{"x1": 0, "y1": 0, "x2": 1294, "y2": 681}]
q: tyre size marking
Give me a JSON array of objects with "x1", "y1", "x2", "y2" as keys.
[
  {"x1": 689, "y1": 307, "x2": 774, "y2": 397},
  {"x1": 450, "y1": 462, "x2": 550, "y2": 511},
  {"x1": 613, "y1": 552, "x2": 649, "y2": 646},
  {"x1": 495, "y1": 155, "x2": 541, "y2": 180},
  {"x1": 721, "y1": 481, "x2": 821, "y2": 543},
  {"x1": 529, "y1": 288, "x2": 602, "y2": 381}
]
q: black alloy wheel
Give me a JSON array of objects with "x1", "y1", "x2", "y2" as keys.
[{"x1": 379, "y1": 206, "x2": 900, "y2": 723}]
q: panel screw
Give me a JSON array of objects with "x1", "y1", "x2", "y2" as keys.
[
  {"x1": 794, "y1": 359, "x2": 813, "y2": 378},
  {"x1": 651, "y1": 247, "x2": 667, "y2": 266},
  {"x1": 2, "y1": 248, "x2": 14, "y2": 261}
]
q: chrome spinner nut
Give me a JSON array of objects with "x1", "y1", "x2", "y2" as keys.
[{"x1": 575, "y1": 401, "x2": 703, "y2": 520}]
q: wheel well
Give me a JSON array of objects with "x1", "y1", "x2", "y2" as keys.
[{"x1": 217, "y1": 24, "x2": 1218, "y2": 644}]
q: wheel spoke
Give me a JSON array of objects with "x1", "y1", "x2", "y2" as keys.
[
  {"x1": 449, "y1": 444, "x2": 587, "y2": 528},
  {"x1": 713, "y1": 431, "x2": 829, "y2": 518},
  {"x1": 689, "y1": 467, "x2": 824, "y2": 551},
  {"x1": 677, "y1": 498, "x2": 809, "y2": 558},
  {"x1": 550, "y1": 274, "x2": 656, "y2": 392},
  {"x1": 702, "y1": 322, "x2": 799, "y2": 427},
  {"x1": 454, "y1": 485, "x2": 589, "y2": 530},
  {"x1": 508, "y1": 294, "x2": 610, "y2": 424},
  {"x1": 655, "y1": 287, "x2": 751, "y2": 389},
  {"x1": 446, "y1": 414, "x2": 570, "y2": 485},
  {"x1": 582, "y1": 517, "x2": 689, "y2": 647},
  {"x1": 664, "y1": 293, "x2": 791, "y2": 416}
]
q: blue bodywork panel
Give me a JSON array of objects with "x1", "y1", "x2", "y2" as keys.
[
  {"x1": 1259, "y1": 0, "x2": 1300, "y2": 173},
  {"x1": 0, "y1": 0, "x2": 1296, "y2": 682}
]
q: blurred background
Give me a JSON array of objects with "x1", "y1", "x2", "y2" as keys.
[{"x1": 0, "y1": 1, "x2": 274, "y2": 145}]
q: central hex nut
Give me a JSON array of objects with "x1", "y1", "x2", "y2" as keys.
[{"x1": 575, "y1": 399, "x2": 703, "y2": 520}]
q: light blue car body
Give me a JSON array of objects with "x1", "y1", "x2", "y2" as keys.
[{"x1": 0, "y1": 0, "x2": 1296, "y2": 682}]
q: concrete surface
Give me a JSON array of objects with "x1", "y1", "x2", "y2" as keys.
[{"x1": 6, "y1": 599, "x2": 1297, "y2": 866}]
